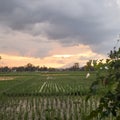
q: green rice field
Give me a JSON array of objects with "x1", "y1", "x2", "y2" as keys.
[{"x1": 0, "y1": 71, "x2": 115, "y2": 120}]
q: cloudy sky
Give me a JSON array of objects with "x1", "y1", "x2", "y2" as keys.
[{"x1": 0, "y1": 0, "x2": 120, "y2": 68}]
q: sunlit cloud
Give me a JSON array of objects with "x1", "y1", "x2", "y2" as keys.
[
  {"x1": 53, "y1": 54, "x2": 73, "y2": 58},
  {"x1": 0, "y1": 0, "x2": 120, "y2": 68},
  {"x1": 0, "y1": 43, "x2": 106, "y2": 68}
]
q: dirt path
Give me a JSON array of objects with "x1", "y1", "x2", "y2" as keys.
[{"x1": 0, "y1": 77, "x2": 15, "y2": 81}]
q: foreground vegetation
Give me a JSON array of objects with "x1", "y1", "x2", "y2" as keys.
[
  {"x1": 87, "y1": 46, "x2": 120, "y2": 120},
  {"x1": 0, "y1": 96, "x2": 100, "y2": 120}
]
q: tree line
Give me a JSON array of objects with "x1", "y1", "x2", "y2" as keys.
[
  {"x1": 0, "y1": 62, "x2": 96, "y2": 72},
  {"x1": 0, "y1": 63, "x2": 56, "y2": 72}
]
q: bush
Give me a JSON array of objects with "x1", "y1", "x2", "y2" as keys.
[{"x1": 87, "y1": 43, "x2": 120, "y2": 120}]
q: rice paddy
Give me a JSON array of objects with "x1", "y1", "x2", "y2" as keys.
[{"x1": 0, "y1": 71, "x2": 115, "y2": 120}]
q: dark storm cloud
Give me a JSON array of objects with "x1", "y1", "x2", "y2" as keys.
[
  {"x1": 0, "y1": 0, "x2": 16, "y2": 14},
  {"x1": 0, "y1": 0, "x2": 120, "y2": 56}
]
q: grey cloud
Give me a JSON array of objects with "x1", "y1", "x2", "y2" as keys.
[
  {"x1": 0, "y1": 0, "x2": 120, "y2": 56},
  {"x1": 0, "y1": 0, "x2": 16, "y2": 14},
  {"x1": 0, "y1": 42, "x2": 51, "y2": 58}
]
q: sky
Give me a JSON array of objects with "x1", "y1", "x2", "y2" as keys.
[{"x1": 0, "y1": 0, "x2": 120, "y2": 68}]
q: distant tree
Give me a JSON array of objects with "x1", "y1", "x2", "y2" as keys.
[
  {"x1": 40, "y1": 65, "x2": 48, "y2": 71},
  {"x1": 25, "y1": 63, "x2": 34, "y2": 71},
  {"x1": 17, "y1": 66, "x2": 25, "y2": 72},
  {"x1": 1, "y1": 66, "x2": 10, "y2": 72},
  {"x1": 74, "y1": 63, "x2": 79, "y2": 69},
  {"x1": 48, "y1": 67, "x2": 56, "y2": 71},
  {"x1": 69, "y1": 63, "x2": 79, "y2": 71}
]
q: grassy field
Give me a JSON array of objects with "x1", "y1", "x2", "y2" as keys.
[{"x1": 0, "y1": 71, "x2": 114, "y2": 120}]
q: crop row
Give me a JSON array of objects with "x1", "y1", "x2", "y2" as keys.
[
  {"x1": 2, "y1": 75, "x2": 92, "y2": 96},
  {"x1": 0, "y1": 96, "x2": 115, "y2": 120}
]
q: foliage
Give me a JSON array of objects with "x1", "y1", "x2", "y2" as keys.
[{"x1": 87, "y1": 42, "x2": 120, "y2": 120}]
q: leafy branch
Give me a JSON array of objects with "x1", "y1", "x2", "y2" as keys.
[{"x1": 86, "y1": 40, "x2": 120, "y2": 120}]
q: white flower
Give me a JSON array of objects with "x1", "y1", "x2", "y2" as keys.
[
  {"x1": 105, "y1": 66, "x2": 109, "y2": 70},
  {"x1": 86, "y1": 72, "x2": 90, "y2": 78},
  {"x1": 100, "y1": 67, "x2": 103, "y2": 70}
]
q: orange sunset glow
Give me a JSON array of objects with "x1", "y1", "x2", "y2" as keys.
[{"x1": 0, "y1": 44, "x2": 106, "y2": 68}]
